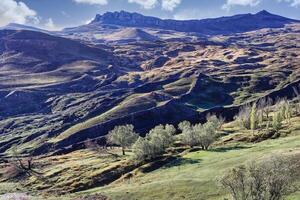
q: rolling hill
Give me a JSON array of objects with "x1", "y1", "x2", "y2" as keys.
[{"x1": 0, "y1": 10, "x2": 299, "y2": 161}]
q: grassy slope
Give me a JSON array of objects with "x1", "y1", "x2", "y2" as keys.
[
  {"x1": 1, "y1": 118, "x2": 299, "y2": 200},
  {"x1": 80, "y1": 123, "x2": 300, "y2": 200}
]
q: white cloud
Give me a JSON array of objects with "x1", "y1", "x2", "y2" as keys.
[
  {"x1": 0, "y1": 0, "x2": 38, "y2": 26},
  {"x1": 128, "y1": 0, "x2": 158, "y2": 9},
  {"x1": 161, "y1": 0, "x2": 181, "y2": 11},
  {"x1": 73, "y1": 0, "x2": 108, "y2": 5},
  {"x1": 278, "y1": 0, "x2": 300, "y2": 7},
  {"x1": 44, "y1": 18, "x2": 60, "y2": 31},
  {"x1": 128, "y1": 0, "x2": 181, "y2": 11},
  {"x1": 222, "y1": 0, "x2": 260, "y2": 10},
  {"x1": 72, "y1": 0, "x2": 181, "y2": 11}
]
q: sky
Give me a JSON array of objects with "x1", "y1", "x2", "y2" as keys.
[{"x1": 0, "y1": 0, "x2": 300, "y2": 30}]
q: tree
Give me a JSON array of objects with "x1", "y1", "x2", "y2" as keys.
[
  {"x1": 250, "y1": 103, "x2": 258, "y2": 131},
  {"x1": 219, "y1": 155, "x2": 299, "y2": 200},
  {"x1": 206, "y1": 114, "x2": 224, "y2": 130},
  {"x1": 293, "y1": 86, "x2": 300, "y2": 115},
  {"x1": 257, "y1": 97, "x2": 273, "y2": 119},
  {"x1": 272, "y1": 111, "x2": 283, "y2": 132},
  {"x1": 178, "y1": 121, "x2": 191, "y2": 132},
  {"x1": 282, "y1": 101, "x2": 292, "y2": 124},
  {"x1": 132, "y1": 124, "x2": 176, "y2": 162},
  {"x1": 199, "y1": 119, "x2": 220, "y2": 150},
  {"x1": 181, "y1": 115, "x2": 221, "y2": 150},
  {"x1": 236, "y1": 104, "x2": 251, "y2": 130},
  {"x1": 132, "y1": 137, "x2": 154, "y2": 161},
  {"x1": 147, "y1": 124, "x2": 175, "y2": 154},
  {"x1": 107, "y1": 124, "x2": 138, "y2": 155}
]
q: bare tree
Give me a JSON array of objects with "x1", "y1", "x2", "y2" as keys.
[
  {"x1": 235, "y1": 104, "x2": 251, "y2": 130},
  {"x1": 219, "y1": 155, "x2": 299, "y2": 200},
  {"x1": 293, "y1": 85, "x2": 300, "y2": 115}
]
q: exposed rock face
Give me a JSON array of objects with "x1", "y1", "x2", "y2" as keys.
[{"x1": 91, "y1": 10, "x2": 299, "y2": 35}]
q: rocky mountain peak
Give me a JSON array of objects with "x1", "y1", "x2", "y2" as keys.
[
  {"x1": 89, "y1": 10, "x2": 299, "y2": 35},
  {"x1": 256, "y1": 10, "x2": 272, "y2": 16}
]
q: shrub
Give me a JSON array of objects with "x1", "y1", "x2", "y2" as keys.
[{"x1": 219, "y1": 155, "x2": 299, "y2": 200}]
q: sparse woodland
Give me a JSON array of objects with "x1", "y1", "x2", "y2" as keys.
[{"x1": 103, "y1": 92, "x2": 300, "y2": 200}]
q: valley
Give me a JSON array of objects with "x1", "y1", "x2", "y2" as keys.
[{"x1": 0, "y1": 9, "x2": 300, "y2": 200}]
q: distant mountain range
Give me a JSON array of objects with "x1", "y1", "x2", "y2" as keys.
[
  {"x1": 1, "y1": 10, "x2": 299, "y2": 43},
  {"x1": 90, "y1": 10, "x2": 300, "y2": 35}
]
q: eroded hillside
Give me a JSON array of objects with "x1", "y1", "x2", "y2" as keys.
[{"x1": 0, "y1": 12, "x2": 300, "y2": 157}]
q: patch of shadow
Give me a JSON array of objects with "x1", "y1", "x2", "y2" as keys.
[
  {"x1": 163, "y1": 157, "x2": 201, "y2": 169},
  {"x1": 209, "y1": 145, "x2": 251, "y2": 153},
  {"x1": 140, "y1": 156, "x2": 178, "y2": 173}
]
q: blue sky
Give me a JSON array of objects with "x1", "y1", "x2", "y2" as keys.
[{"x1": 0, "y1": 0, "x2": 300, "y2": 30}]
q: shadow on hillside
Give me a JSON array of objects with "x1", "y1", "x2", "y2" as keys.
[
  {"x1": 210, "y1": 145, "x2": 251, "y2": 153},
  {"x1": 163, "y1": 157, "x2": 201, "y2": 169}
]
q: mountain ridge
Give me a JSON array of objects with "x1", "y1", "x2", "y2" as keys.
[{"x1": 90, "y1": 10, "x2": 300, "y2": 35}]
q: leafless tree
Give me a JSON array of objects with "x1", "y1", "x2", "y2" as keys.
[{"x1": 219, "y1": 154, "x2": 299, "y2": 200}]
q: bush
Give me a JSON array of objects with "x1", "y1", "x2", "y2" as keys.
[{"x1": 219, "y1": 155, "x2": 299, "y2": 200}]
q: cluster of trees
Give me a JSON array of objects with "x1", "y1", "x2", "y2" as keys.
[
  {"x1": 107, "y1": 115, "x2": 223, "y2": 162},
  {"x1": 131, "y1": 124, "x2": 176, "y2": 161},
  {"x1": 219, "y1": 155, "x2": 300, "y2": 200},
  {"x1": 179, "y1": 115, "x2": 223, "y2": 150},
  {"x1": 236, "y1": 97, "x2": 295, "y2": 132}
]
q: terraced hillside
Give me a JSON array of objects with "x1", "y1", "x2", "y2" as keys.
[
  {"x1": 0, "y1": 10, "x2": 300, "y2": 200},
  {"x1": 0, "y1": 11, "x2": 300, "y2": 158}
]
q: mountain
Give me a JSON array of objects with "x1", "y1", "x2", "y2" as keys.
[
  {"x1": 0, "y1": 23, "x2": 49, "y2": 33},
  {"x1": 0, "y1": 11, "x2": 299, "y2": 159},
  {"x1": 91, "y1": 10, "x2": 300, "y2": 35},
  {"x1": 0, "y1": 30, "x2": 113, "y2": 73},
  {"x1": 102, "y1": 28, "x2": 159, "y2": 43}
]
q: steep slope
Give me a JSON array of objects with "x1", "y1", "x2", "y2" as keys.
[
  {"x1": 0, "y1": 30, "x2": 113, "y2": 73},
  {"x1": 91, "y1": 10, "x2": 299, "y2": 35},
  {"x1": 0, "y1": 13, "x2": 299, "y2": 157},
  {"x1": 102, "y1": 28, "x2": 159, "y2": 43}
]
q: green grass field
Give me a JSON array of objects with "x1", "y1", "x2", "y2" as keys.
[
  {"x1": 79, "y1": 128, "x2": 300, "y2": 200},
  {"x1": 1, "y1": 118, "x2": 299, "y2": 200}
]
